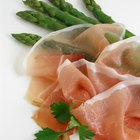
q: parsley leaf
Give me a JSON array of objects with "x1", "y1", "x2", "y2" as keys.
[
  {"x1": 50, "y1": 102, "x2": 72, "y2": 123},
  {"x1": 34, "y1": 102, "x2": 95, "y2": 140},
  {"x1": 69, "y1": 116, "x2": 80, "y2": 129},
  {"x1": 78, "y1": 125, "x2": 95, "y2": 140},
  {"x1": 34, "y1": 128, "x2": 64, "y2": 140}
]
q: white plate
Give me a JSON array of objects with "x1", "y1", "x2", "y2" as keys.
[{"x1": 0, "y1": 0, "x2": 140, "y2": 139}]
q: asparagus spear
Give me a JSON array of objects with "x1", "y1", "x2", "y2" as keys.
[
  {"x1": 43, "y1": 40, "x2": 94, "y2": 61},
  {"x1": 11, "y1": 33, "x2": 41, "y2": 46},
  {"x1": 23, "y1": 0, "x2": 87, "y2": 26},
  {"x1": 83, "y1": 0, "x2": 114, "y2": 23},
  {"x1": 16, "y1": 10, "x2": 66, "y2": 31},
  {"x1": 104, "y1": 32, "x2": 120, "y2": 44},
  {"x1": 11, "y1": 31, "x2": 122, "y2": 47},
  {"x1": 83, "y1": 0, "x2": 134, "y2": 38},
  {"x1": 48, "y1": 0, "x2": 99, "y2": 24}
]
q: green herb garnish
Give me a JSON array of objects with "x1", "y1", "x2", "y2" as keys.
[
  {"x1": 34, "y1": 128, "x2": 65, "y2": 140},
  {"x1": 34, "y1": 102, "x2": 95, "y2": 140},
  {"x1": 78, "y1": 125, "x2": 95, "y2": 140},
  {"x1": 50, "y1": 102, "x2": 72, "y2": 123}
]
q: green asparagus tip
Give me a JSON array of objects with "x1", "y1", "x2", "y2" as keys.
[
  {"x1": 11, "y1": 33, "x2": 17, "y2": 38},
  {"x1": 16, "y1": 10, "x2": 67, "y2": 31},
  {"x1": 11, "y1": 33, "x2": 41, "y2": 46},
  {"x1": 23, "y1": 0, "x2": 45, "y2": 13},
  {"x1": 16, "y1": 11, "x2": 38, "y2": 22},
  {"x1": 52, "y1": 0, "x2": 60, "y2": 6},
  {"x1": 49, "y1": 0, "x2": 99, "y2": 24},
  {"x1": 83, "y1": 0, "x2": 114, "y2": 23}
]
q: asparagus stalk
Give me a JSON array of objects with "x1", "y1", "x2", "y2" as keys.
[
  {"x1": 83, "y1": 0, "x2": 135, "y2": 38},
  {"x1": 104, "y1": 33, "x2": 120, "y2": 44},
  {"x1": 11, "y1": 32, "x2": 122, "y2": 47},
  {"x1": 48, "y1": 0, "x2": 99, "y2": 24},
  {"x1": 23, "y1": 0, "x2": 87, "y2": 26},
  {"x1": 43, "y1": 40, "x2": 94, "y2": 61},
  {"x1": 83, "y1": 0, "x2": 114, "y2": 23},
  {"x1": 16, "y1": 10, "x2": 66, "y2": 31},
  {"x1": 11, "y1": 33, "x2": 41, "y2": 46}
]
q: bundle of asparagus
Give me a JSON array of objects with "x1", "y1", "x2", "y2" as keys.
[
  {"x1": 23, "y1": 0, "x2": 90, "y2": 26},
  {"x1": 49, "y1": 0, "x2": 99, "y2": 24},
  {"x1": 12, "y1": 0, "x2": 134, "y2": 46}
]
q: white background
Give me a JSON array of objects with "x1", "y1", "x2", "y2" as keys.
[{"x1": 0, "y1": 0, "x2": 140, "y2": 139}]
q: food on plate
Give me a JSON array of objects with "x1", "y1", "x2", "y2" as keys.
[
  {"x1": 96, "y1": 36, "x2": 140, "y2": 77},
  {"x1": 11, "y1": 0, "x2": 140, "y2": 139},
  {"x1": 23, "y1": 22, "x2": 140, "y2": 139}
]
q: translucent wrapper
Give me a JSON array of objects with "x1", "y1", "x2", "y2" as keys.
[
  {"x1": 96, "y1": 36, "x2": 140, "y2": 77},
  {"x1": 24, "y1": 23, "x2": 125, "y2": 78}
]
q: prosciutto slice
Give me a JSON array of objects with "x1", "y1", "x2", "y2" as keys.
[
  {"x1": 26, "y1": 54, "x2": 83, "y2": 80},
  {"x1": 23, "y1": 24, "x2": 127, "y2": 133},
  {"x1": 58, "y1": 59, "x2": 136, "y2": 96},
  {"x1": 33, "y1": 83, "x2": 69, "y2": 131},
  {"x1": 73, "y1": 23, "x2": 125, "y2": 59},
  {"x1": 96, "y1": 36, "x2": 140, "y2": 77},
  {"x1": 32, "y1": 58, "x2": 139, "y2": 131},
  {"x1": 72, "y1": 80, "x2": 140, "y2": 140},
  {"x1": 25, "y1": 24, "x2": 125, "y2": 106},
  {"x1": 25, "y1": 54, "x2": 83, "y2": 106},
  {"x1": 26, "y1": 77, "x2": 53, "y2": 106}
]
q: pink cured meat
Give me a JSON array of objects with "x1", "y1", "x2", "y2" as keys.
[
  {"x1": 24, "y1": 24, "x2": 127, "y2": 134},
  {"x1": 26, "y1": 77, "x2": 53, "y2": 106},
  {"x1": 33, "y1": 83, "x2": 69, "y2": 131},
  {"x1": 73, "y1": 23, "x2": 125, "y2": 58},
  {"x1": 58, "y1": 59, "x2": 135, "y2": 101},
  {"x1": 72, "y1": 80, "x2": 140, "y2": 140},
  {"x1": 33, "y1": 58, "x2": 130, "y2": 130},
  {"x1": 26, "y1": 54, "x2": 83, "y2": 80},
  {"x1": 25, "y1": 54, "x2": 83, "y2": 106},
  {"x1": 58, "y1": 62, "x2": 96, "y2": 106},
  {"x1": 25, "y1": 23, "x2": 125, "y2": 106},
  {"x1": 96, "y1": 36, "x2": 140, "y2": 77},
  {"x1": 29, "y1": 57, "x2": 138, "y2": 132}
]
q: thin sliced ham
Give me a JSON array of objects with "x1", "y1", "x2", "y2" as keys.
[
  {"x1": 25, "y1": 54, "x2": 83, "y2": 106},
  {"x1": 96, "y1": 36, "x2": 140, "y2": 77},
  {"x1": 23, "y1": 24, "x2": 133, "y2": 136},
  {"x1": 72, "y1": 80, "x2": 140, "y2": 140},
  {"x1": 25, "y1": 23, "x2": 124, "y2": 107},
  {"x1": 58, "y1": 59, "x2": 136, "y2": 97},
  {"x1": 73, "y1": 23, "x2": 125, "y2": 59},
  {"x1": 26, "y1": 77, "x2": 53, "y2": 106},
  {"x1": 58, "y1": 60, "x2": 96, "y2": 105},
  {"x1": 33, "y1": 83, "x2": 69, "y2": 131},
  {"x1": 26, "y1": 54, "x2": 83, "y2": 80},
  {"x1": 34, "y1": 58, "x2": 132, "y2": 131}
]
